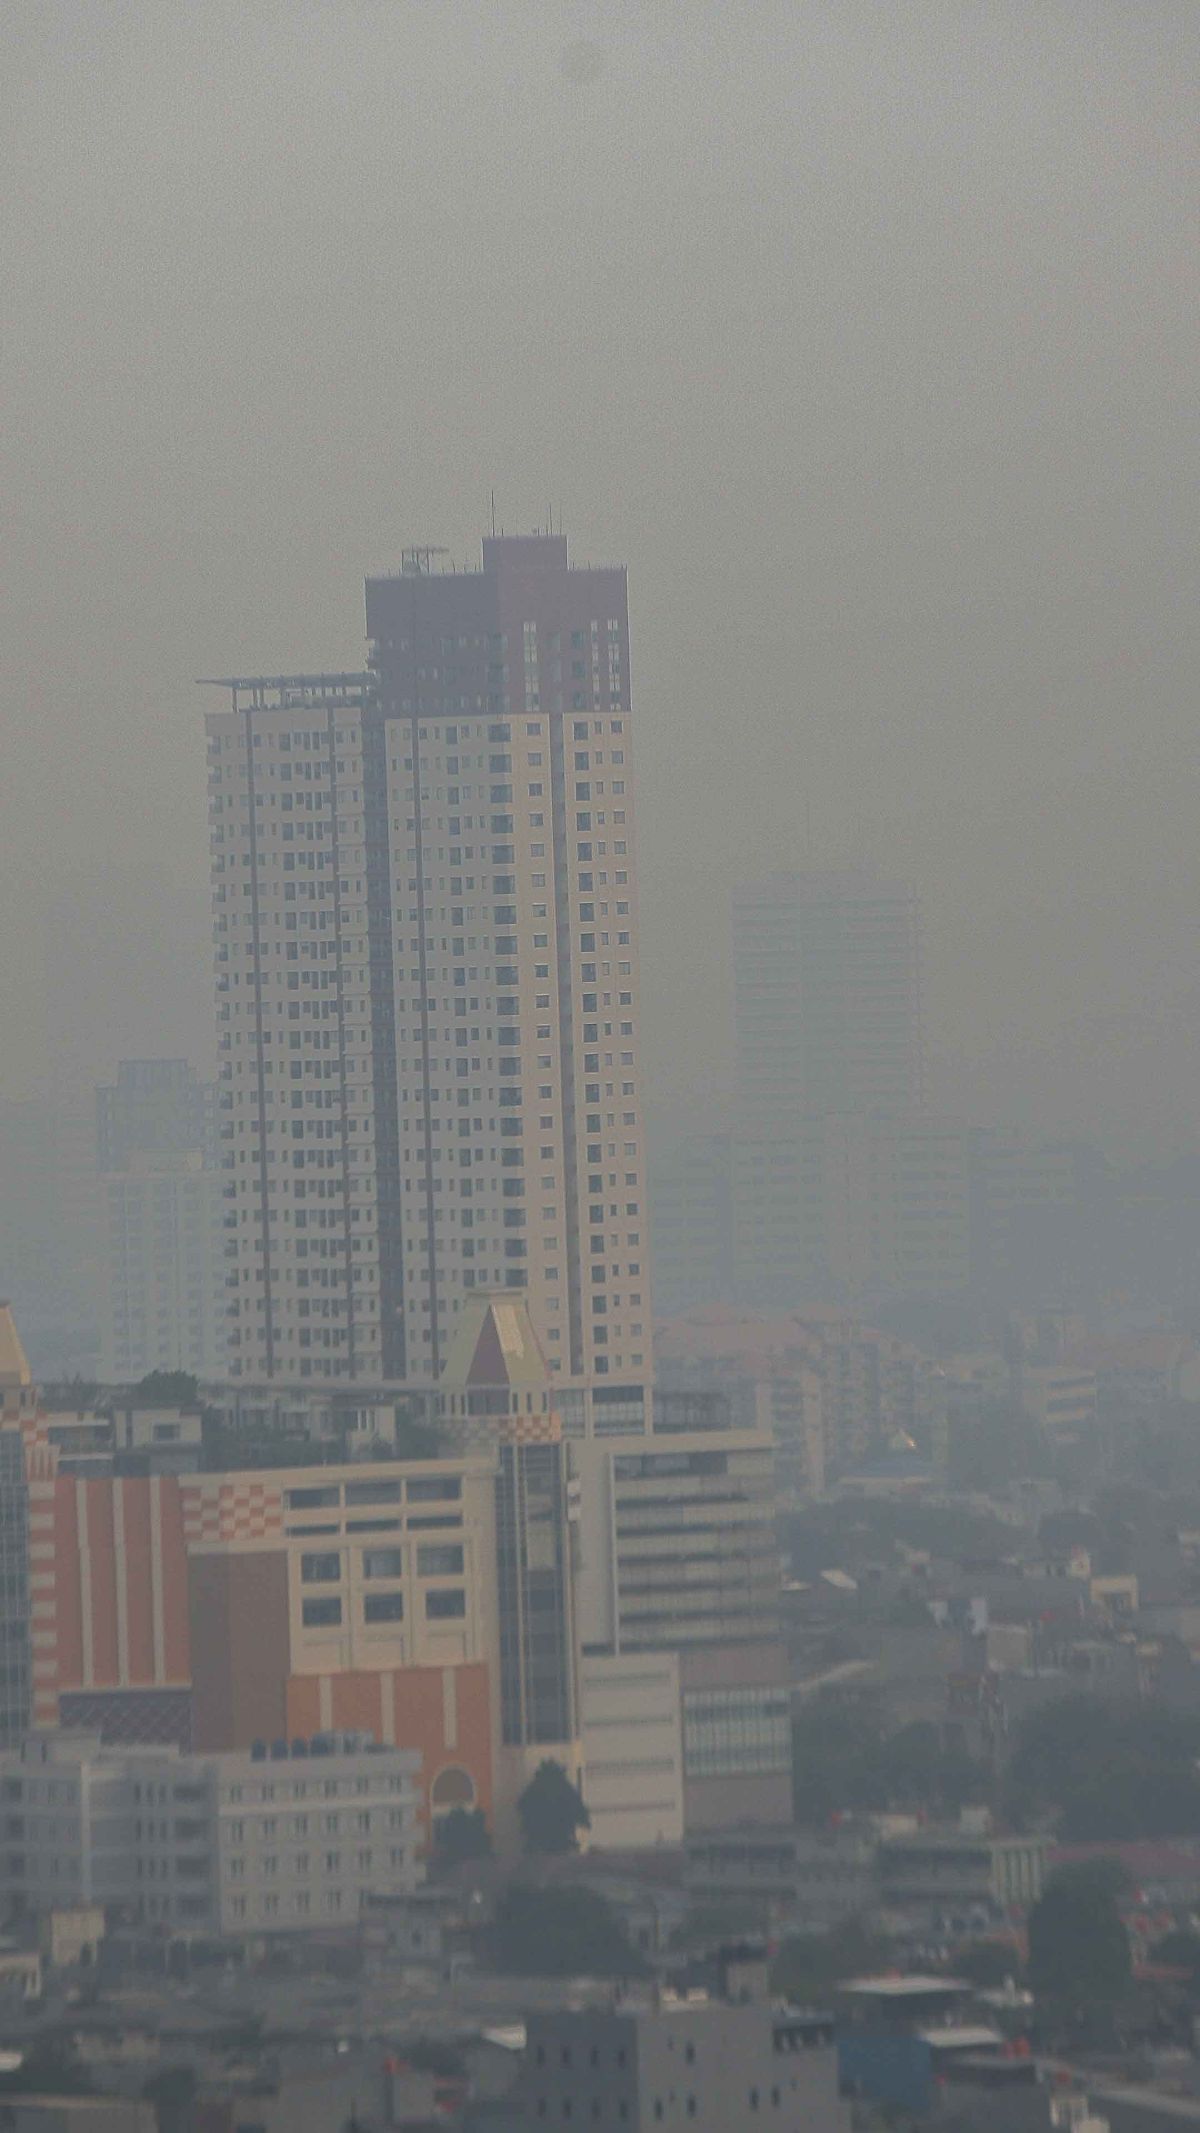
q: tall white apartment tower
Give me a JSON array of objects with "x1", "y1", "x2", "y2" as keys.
[{"x1": 205, "y1": 535, "x2": 652, "y2": 1435}]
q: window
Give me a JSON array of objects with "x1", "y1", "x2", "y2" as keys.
[
  {"x1": 418, "y1": 1543, "x2": 464, "y2": 1577},
  {"x1": 365, "y1": 1591, "x2": 404, "y2": 1623},
  {"x1": 407, "y1": 1476, "x2": 461, "y2": 1504},
  {"x1": 362, "y1": 1546, "x2": 404, "y2": 1579},
  {"x1": 300, "y1": 1551, "x2": 341, "y2": 1584},
  {"x1": 301, "y1": 1595, "x2": 342, "y2": 1628},
  {"x1": 425, "y1": 1588, "x2": 466, "y2": 1620}
]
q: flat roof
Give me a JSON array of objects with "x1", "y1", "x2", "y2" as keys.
[
  {"x1": 841, "y1": 1975, "x2": 971, "y2": 1998},
  {"x1": 920, "y1": 2026, "x2": 1005, "y2": 2050}
]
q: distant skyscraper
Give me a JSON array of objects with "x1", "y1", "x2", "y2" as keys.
[
  {"x1": 205, "y1": 534, "x2": 651, "y2": 1434},
  {"x1": 732, "y1": 871, "x2": 924, "y2": 1306},
  {"x1": 733, "y1": 871, "x2": 923, "y2": 1130},
  {"x1": 96, "y1": 1059, "x2": 218, "y2": 1172},
  {"x1": 96, "y1": 1061, "x2": 225, "y2": 1384},
  {"x1": 649, "y1": 1131, "x2": 734, "y2": 1315}
]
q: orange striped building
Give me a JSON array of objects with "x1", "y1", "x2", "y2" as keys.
[{"x1": 27, "y1": 1452, "x2": 497, "y2": 1839}]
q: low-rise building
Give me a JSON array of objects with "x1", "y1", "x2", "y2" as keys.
[
  {"x1": 0, "y1": 1729, "x2": 422, "y2": 1937},
  {"x1": 876, "y1": 1830, "x2": 1047, "y2": 1915},
  {"x1": 685, "y1": 1825, "x2": 877, "y2": 1933},
  {"x1": 506, "y1": 2000, "x2": 846, "y2": 2133}
]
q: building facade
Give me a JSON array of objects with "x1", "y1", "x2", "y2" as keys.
[
  {"x1": 507, "y1": 2003, "x2": 845, "y2": 2133},
  {"x1": 96, "y1": 1060, "x2": 218, "y2": 1173},
  {"x1": 573, "y1": 1427, "x2": 780, "y2": 1656},
  {"x1": 205, "y1": 534, "x2": 652, "y2": 1433},
  {"x1": 96, "y1": 1060, "x2": 224, "y2": 1385},
  {"x1": 0, "y1": 1729, "x2": 422, "y2": 1937},
  {"x1": 731, "y1": 871, "x2": 924, "y2": 1309},
  {"x1": 98, "y1": 1154, "x2": 227, "y2": 1383},
  {"x1": 649, "y1": 1131, "x2": 735, "y2": 1317},
  {"x1": 579, "y1": 1649, "x2": 684, "y2": 1849}
]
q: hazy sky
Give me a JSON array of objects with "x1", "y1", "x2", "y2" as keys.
[{"x1": 4, "y1": 1, "x2": 1198, "y2": 1155}]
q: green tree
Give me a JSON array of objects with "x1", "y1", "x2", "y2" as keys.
[
  {"x1": 488, "y1": 1883, "x2": 646, "y2": 1979},
  {"x1": 771, "y1": 1917, "x2": 894, "y2": 2003},
  {"x1": 1027, "y1": 1860, "x2": 1131, "y2": 2037},
  {"x1": 517, "y1": 1759, "x2": 590, "y2": 1854},
  {"x1": 1007, "y1": 1696, "x2": 1200, "y2": 1838},
  {"x1": 130, "y1": 1369, "x2": 198, "y2": 1410},
  {"x1": 433, "y1": 1806, "x2": 492, "y2": 1866}
]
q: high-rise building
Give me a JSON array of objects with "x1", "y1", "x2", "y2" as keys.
[
  {"x1": 96, "y1": 1060, "x2": 218, "y2": 1172},
  {"x1": 96, "y1": 1062, "x2": 225, "y2": 1385},
  {"x1": 731, "y1": 871, "x2": 924, "y2": 1306},
  {"x1": 98, "y1": 1155, "x2": 227, "y2": 1383},
  {"x1": 649, "y1": 1131, "x2": 734, "y2": 1316},
  {"x1": 205, "y1": 534, "x2": 651, "y2": 1435},
  {"x1": 733, "y1": 871, "x2": 924, "y2": 1130}
]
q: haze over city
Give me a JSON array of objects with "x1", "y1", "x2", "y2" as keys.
[
  {"x1": 5, "y1": 1, "x2": 1199, "y2": 1153},
  {"x1": 6, "y1": 9, "x2": 1200, "y2": 2130}
]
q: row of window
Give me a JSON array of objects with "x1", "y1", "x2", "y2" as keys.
[{"x1": 300, "y1": 1588, "x2": 465, "y2": 1629}]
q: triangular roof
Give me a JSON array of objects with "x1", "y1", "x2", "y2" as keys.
[
  {"x1": 440, "y1": 1291, "x2": 551, "y2": 1391},
  {"x1": 0, "y1": 1304, "x2": 32, "y2": 1390}
]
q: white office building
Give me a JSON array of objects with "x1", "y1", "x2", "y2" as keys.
[{"x1": 0, "y1": 1730, "x2": 422, "y2": 1937}]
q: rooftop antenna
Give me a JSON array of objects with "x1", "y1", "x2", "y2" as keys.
[{"x1": 490, "y1": 489, "x2": 496, "y2": 537}]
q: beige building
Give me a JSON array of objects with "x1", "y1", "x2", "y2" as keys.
[
  {"x1": 580, "y1": 1649, "x2": 683, "y2": 1849},
  {"x1": 205, "y1": 535, "x2": 652, "y2": 1435},
  {"x1": 572, "y1": 1427, "x2": 780, "y2": 1656},
  {"x1": 678, "y1": 1641, "x2": 793, "y2": 1831}
]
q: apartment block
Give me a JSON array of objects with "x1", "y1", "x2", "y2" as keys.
[
  {"x1": 96, "y1": 1061, "x2": 225, "y2": 1385},
  {"x1": 96, "y1": 1060, "x2": 218, "y2": 1172},
  {"x1": 98, "y1": 1154, "x2": 226, "y2": 1383},
  {"x1": 0, "y1": 1728, "x2": 421, "y2": 1938},
  {"x1": 205, "y1": 534, "x2": 652, "y2": 1434}
]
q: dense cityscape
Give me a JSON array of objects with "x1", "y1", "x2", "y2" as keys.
[{"x1": 6, "y1": 6, "x2": 1199, "y2": 2132}]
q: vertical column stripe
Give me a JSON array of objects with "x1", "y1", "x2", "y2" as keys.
[
  {"x1": 112, "y1": 1481, "x2": 128, "y2": 1686},
  {"x1": 149, "y1": 1480, "x2": 165, "y2": 1685},
  {"x1": 76, "y1": 1479, "x2": 94, "y2": 1689}
]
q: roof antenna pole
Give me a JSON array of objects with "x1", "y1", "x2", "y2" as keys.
[{"x1": 491, "y1": 489, "x2": 497, "y2": 537}]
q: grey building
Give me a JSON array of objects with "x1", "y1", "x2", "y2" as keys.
[
  {"x1": 507, "y1": 2002, "x2": 846, "y2": 2133},
  {"x1": 0, "y1": 1730, "x2": 422, "y2": 1938},
  {"x1": 685, "y1": 1825, "x2": 878, "y2": 1934},
  {"x1": 649, "y1": 1132, "x2": 734, "y2": 1316}
]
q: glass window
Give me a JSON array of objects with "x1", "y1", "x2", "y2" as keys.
[
  {"x1": 300, "y1": 1551, "x2": 341, "y2": 1584},
  {"x1": 301, "y1": 1595, "x2": 342, "y2": 1629},
  {"x1": 425, "y1": 1588, "x2": 466, "y2": 1621},
  {"x1": 417, "y1": 1543, "x2": 464, "y2": 1577},
  {"x1": 364, "y1": 1592, "x2": 404, "y2": 1623},
  {"x1": 362, "y1": 1546, "x2": 404, "y2": 1579},
  {"x1": 406, "y1": 1476, "x2": 462, "y2": 1504}
]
